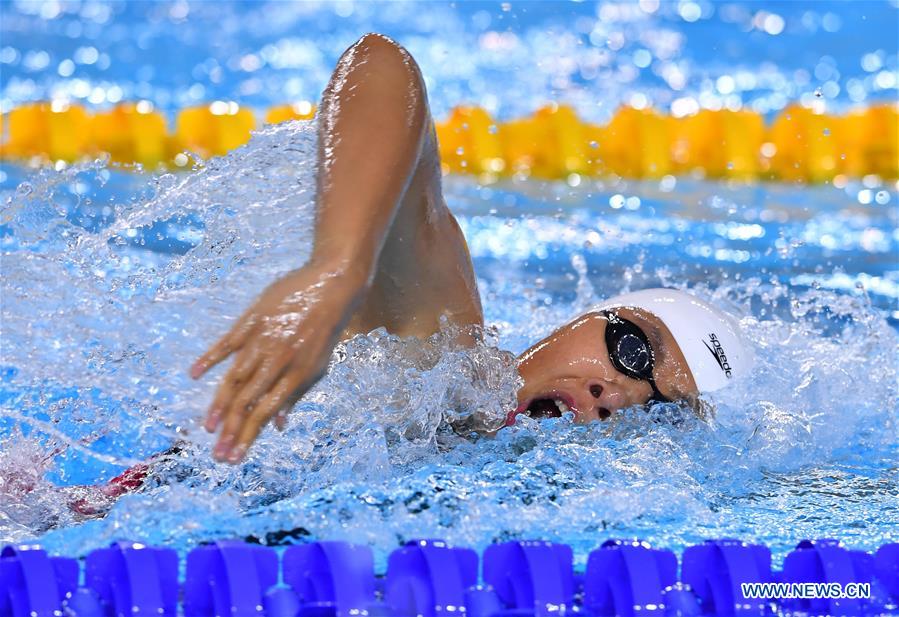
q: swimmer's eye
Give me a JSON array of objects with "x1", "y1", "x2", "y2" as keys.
[
  {"x1": 600, "y1": 310, "x2": 670, "y2": 403},
  {"x1": 614, "y1": 332, "x2": 651, "y2": 373}
]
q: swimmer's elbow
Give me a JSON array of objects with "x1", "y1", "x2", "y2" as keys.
[
  {"x1": 354, "y1": 32, "x2": 405, "y2": 58},
  {"x1": 353, "y1": 33, "x2": 420, "y2": 79},
  {"x1": 349, "y1": 33, "x2": 429, "y2": 127}
]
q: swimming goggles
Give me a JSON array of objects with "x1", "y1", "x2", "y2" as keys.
[{"x1": 599, "y1": 310, "x2": 670, "y2": 403}]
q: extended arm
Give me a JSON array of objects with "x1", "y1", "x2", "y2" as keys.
[{"x1": 191, "y1": 34, "x2": 482, "y2": 463}]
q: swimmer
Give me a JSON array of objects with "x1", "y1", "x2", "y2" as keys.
[
  {"x1": 40, "y1": 34, "x2": 752, "y2": 520},
  {"x1": 188, "y1": 33, "x2": 753, "y2": 465}
]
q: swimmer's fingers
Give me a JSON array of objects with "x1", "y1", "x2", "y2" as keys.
[
  {"x1": 228, "y1": 370, "x2": 315, "y2": 463},
  {"x1": 223, "y1": 347, "x2": 292, "y2": 429},
  {"x1": 204, "y1": 378, "x2": 236, "y2": 433},
  {"x1": 275, "y1": 392, "x2": 302, "y2": 431},
  {"x1": 190, "y1": 335, "x2": 232, "y2": 379},
  {"x1": 227, "y1": 338, "x2": 266, "y2": 384},
  {"x1": 190, "y1": 311, "x2": 257, "y2": 378},
  {"x1": 274, "y1": 410, "x2": 288, "y2": 432},
  {"x1": 204, "y1": 340, "x2": 263, "y2": 434}
]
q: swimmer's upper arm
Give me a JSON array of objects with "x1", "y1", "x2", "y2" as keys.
[
  {"x1": 322, "y1": 35, "x2": 483, "y2": 338},
  {"x1": 311, "y1": 33, "x2": 429, "y2": 278}
]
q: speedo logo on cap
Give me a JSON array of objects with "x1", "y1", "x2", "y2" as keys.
[{"x1": 703, "y1": 333, "x2": 733, "y2": 378}]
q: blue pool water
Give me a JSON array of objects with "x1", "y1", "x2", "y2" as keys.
[{"x1": 1, "y1": 1, "x2": 898, "y2": 569}]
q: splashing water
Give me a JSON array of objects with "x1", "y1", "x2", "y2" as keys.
[{"x1": 1, "y1": 119, "x2": 897, "y2": 567}]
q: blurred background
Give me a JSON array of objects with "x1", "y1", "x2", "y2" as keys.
[
  {"x1": 3, "y1": 1, "x2": 898, "y2": 114},
  {"x1": 1, "y1": 0, "x2": 897, "y2": 182}
]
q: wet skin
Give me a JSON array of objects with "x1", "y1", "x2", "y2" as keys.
[
  {"x1": 193, "y1": 33, "x2": 697, "y2": 463},
  {"x1": 513, "y1": 308, "x2": 698, "y2": 426},
  {"x1": 191, "y1": 33, "x2": 481, "y2": 463}
]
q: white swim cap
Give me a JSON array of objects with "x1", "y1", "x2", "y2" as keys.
[{"x1": 597, "y1": 288, "x2": 753, "y2": 392}]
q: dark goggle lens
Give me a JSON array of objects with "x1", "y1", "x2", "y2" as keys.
[
  {"x1": 601, "y1": 310, "x2": 671, "y2": 403},
  {"x1": 615, "y1": 332, "x2": 651, "y2": 374}
]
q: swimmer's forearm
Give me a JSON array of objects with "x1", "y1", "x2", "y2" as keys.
[{"x1": 310, "y1": 34, "x2": 428, "y2": 286}]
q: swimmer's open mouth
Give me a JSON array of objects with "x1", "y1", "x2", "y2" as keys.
[
  {"x1": 527, "y1": 397, "x2": 569, "y2": 418},
  {"x1": 507, "y1": 392, "x2": 577, "y2": 425}
]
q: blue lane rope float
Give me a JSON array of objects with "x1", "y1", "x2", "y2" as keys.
[
  {"x1": 0, "y1": 544, "x2": 78, "y2": 617},
  {"x1": 1, "y1": 538, "x2": 898, "y2": 616},
  {"x1": 584, "y1": 539, "x2": 679, "y2": 615},
  {"x1": 184, "y1": 541, "x2": 279, "y2": 617},
  {"x1": 84, "y1": 542, "x2": 179, "y2": 617},
  {"x1": 681, "y1": 539, "x2": 773, "y2": 616},
  {"x1": 386, "y1": 539, "x2": 479, "y2": 615},
  {"x1": 876, "y1": 544, "x2": 899, "y2": 603},
  {"x1": 781, "y1": 539, "x2": 876, "y2": 616},
  {"x1": 283, "y1": 541, "x2": 378, "y2": 615}
]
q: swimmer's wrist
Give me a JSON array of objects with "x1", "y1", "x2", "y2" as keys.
[{"x1": 307, "y1": 248, "x2": 373, "y2": 289}]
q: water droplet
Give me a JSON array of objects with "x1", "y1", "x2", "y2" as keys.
[
  {"x1": 814, "y1": 88, "x2": 823, "y2": 98},
  {"x1": 156, "y1": 173, "x2": 177, "y2": 191},
  {"x1": 16, "y1": 182, "x2": 33, "y2": 196}
]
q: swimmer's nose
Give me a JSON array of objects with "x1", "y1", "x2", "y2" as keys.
[
  {"x1": 588, "y1": 382, "x2": 611, "y2": 419},
  {"x1": 584, "y1": 379, "x2": 619, "y2": 421}
]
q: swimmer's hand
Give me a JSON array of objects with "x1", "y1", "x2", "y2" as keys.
[{"x1": 190, "y1": 262, "x2": 366, "y2": 463}]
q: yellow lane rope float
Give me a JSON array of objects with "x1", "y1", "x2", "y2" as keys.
[{"x1": 1, "y1": 100, "x2": 896, "y2": 183}]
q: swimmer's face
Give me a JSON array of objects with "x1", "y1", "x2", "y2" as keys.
[{"x1": 511, "y1": 308, "x2": 698, "y2": 425}]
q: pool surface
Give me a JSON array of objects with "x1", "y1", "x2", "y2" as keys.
[{"x1": 1, "y1": 0, "x2": 898, "y2": 569}]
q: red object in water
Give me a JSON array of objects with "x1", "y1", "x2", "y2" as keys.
[{"x1": 67, "y1": 457, "x2": 155, "y2": 517}]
